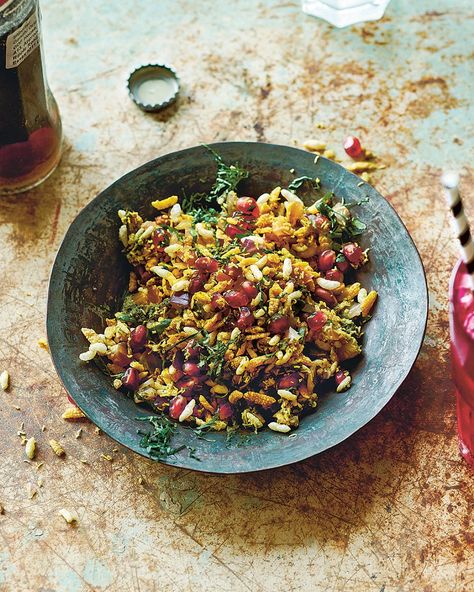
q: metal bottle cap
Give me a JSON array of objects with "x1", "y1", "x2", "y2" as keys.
[{"x1": 127, "y1": 64, "x2": 180, "y2": 112}]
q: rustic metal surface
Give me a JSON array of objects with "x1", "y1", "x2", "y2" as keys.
[{"x1": 0, "y1": 0, "x2": 473, "y2": 590}]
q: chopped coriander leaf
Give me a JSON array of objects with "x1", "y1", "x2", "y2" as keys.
[
  {"x1": 136, "y1": 415, "x2": 185, "y2": 459},
  {"x1": 288, "y1": 176, "x2": 320, "y2": 192},
  {"x1": 116, "y1": 295, "x2": 170, "y2": 325},
  {"x1": 205, "y1": 145, "x2": 249, "y2": 199}
]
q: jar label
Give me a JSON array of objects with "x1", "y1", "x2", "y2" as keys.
[{"x1": 5, "y1": 10, "x2": 39, "y2": 69}]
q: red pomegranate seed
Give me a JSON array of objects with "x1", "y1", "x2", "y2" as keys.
[
  {"x1": 241, "y1": 237, "x2": 257, "y2": 253},
  {"x1": 108, "y1": 342, "x2": 131, "y2": 367},
  {"x1": 314, "y1": 287, "x2": 337, "y2": 307},
  {"x1": 153, "y1": 227, "x2": 168, "y2": 248},
  {"x1": 268, "y1": 315, "x2": 290, "y2": 335},
  {"x1": 130, "y1": 324, "x2": 147, "y2": 352},
  {"x1": 224, "y1": 290, "x2": 249, "y2": 308},
  {"x1": 185, "y1": 339, "x2": 202, "y2": 358},
  {"x1": 241, "y1": 280, "x2": 258, "y2": 299},
  {"x1": 307, "y1": 311, "x2": 327, "y2": 332},
  {"x1": 195, "y1": 256, "x2": 218, "y2": 273},
  {"x1": 224, "y1": 263, "x2": 241, "y2": 279},
  {"x1": 218, "y1": 402, "x2": 233, "y2": 421},
  {"x1": 236, "y1": 197, "x2": 259, "y2": 218},
  {"x1": 278, "y1": 373, "x2": 300, "y2": 390},
  {"x1": 225, "y1": 224, "x2": 240, "y2": 239},
  {"x1": 342, "y1": 243, "x2": 364, "y2": 267},
  {"x1": 183, "y1": 361, "x2": 202, "y2": 377},
  {"x1": 308, "y1": 213, "x2": 330, "y2": 231},
  {"x1": 336, "y1": 257, "x2": 350, "y2": 273},
  {"x1": 122, "y1": 367, "x2": 139, "y2": 391},
  {"x1": 176, "y1": 376, "x2": 199, "y2": 393},
  {"x1": 343, "y1": 135, "x2": 363, "y2": 159},
  {"x1": 169, "y1": 395, "x2": 188, "y2": 419},
  {"x1": 325, "y1": 269, "x2": 344, "y2": 283},
  {"x1": 318, "y1": 250, "x2": 336, "y2": 271},
  {"x1": 236, "y1": 307, "x2": 255, "y2": 330},
  {"x1": 335, "y1": 370, "x2": 348, "y2": 385},
  {"x1": 210, "y1": 292, "x2": 226, "y2": 310},
  {"x1": 189, "y1": 272, "x2": 207, "y2": 294}
]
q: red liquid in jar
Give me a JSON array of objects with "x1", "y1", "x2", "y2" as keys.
[{"x1": 449, "y1": 259, "x2": 474, "y2": 468}]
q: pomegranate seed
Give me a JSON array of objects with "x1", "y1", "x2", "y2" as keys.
[
  {"x1": 130, "y1": 324, "x2": 147, "y2": 352},
  {"x1": 336, "y1": 257, "x2": 350, "y2": 273},
  {"x1": 268, "y1": 315, "x2": 290, "y2": 335},
  {"x1": 189, "y1": 272, "x2": 207, "y2": 294},
  {"x1": 185, "y1": 339, "x2": 202, "y2": 358},
  {"x1": 335, "y1": 370, "x2": 348, "y2": 385},
  {"x1": 122, "y1": 367, "x2": 139, "y2": 391},
  {"x1": 278, "y1": 373, "x2": 300, "y2": 390},
  {"x1": 241, "y1": 237, "x2": 257, "y2": 253},
  {"x1": 236, "y1": 197, "x2": 259, "y2": 218},
  {"x1": 307, "y1": 311, "x2": 327, "y2": 332},
  {"x1": 343, "y1": 135, "x2": 363, "y2": 159},
  {"x1": 241, "y1": 280, "x2": 258, "y2": 299},
  {"x1": 153, "y1": 227, "x2": 168, "y2": 248},
  {"x1": 314, "y1": 287, "x2": 337, "y2": 307},
  {"x1": 176, "y1": 376, "x2": 199, "y2": 394},
  {"x1": 325, "y1": 269, "x2": 344, "y2": 283},
  {"x1": 135, "y1": 265, "x2": 152, "y2": 283},
  {"x1": 108, "y1": 342, "x2": 132, "y2": 367},
  {"x1": 308, "y1": 213, "x2": 330, "y2": 231},
  {"x1": 218, "y1": 403, "x2": 233, "y2": 421},
  {"x1": 236, "y1": 307, "x2": 255, "y2": 330},
  {"x1": 210, "y1": 292, "x2": 226, "y2": 310},
  {"x1": 169, "y1": 395, "x2": 188, "y2": 420},
  {"x1": 172, "y1": 351, "x2": 184, "y2": 370},
  {"x1": 225, "y1": 224, "x2": 240, "y2": 239},
  {"x1": 224, "y1": 263, "x2": 241, "y2": 279},
  {"x1": 224, "y1": 290, "x2": 249, "y2": 308},
  {"x1": 195, "y1": 256, "x2": 218, "y2": 273},
  {"x1": 183, "y1": 361, "x2": 202, "y2": 377},
  {"x1": 318, "y1": 250, "x2": 336, "y2": 271},
  {"x1": 342, "y1": 243, "x2": 364, "y2": 267}
]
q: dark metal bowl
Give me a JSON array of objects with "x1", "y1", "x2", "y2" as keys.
[{"x1": 47, "y1": 142, "x2": 428, "y2": 474}]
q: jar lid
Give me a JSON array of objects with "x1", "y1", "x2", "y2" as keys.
[{"x1": 127, "y1": 64, "x2": 180, "y2": 112}]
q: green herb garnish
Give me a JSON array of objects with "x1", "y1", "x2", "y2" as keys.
[
  {"x1": 206, "y1": 146, "x2": 249, "y2": 200},
  {"x1": 288, "y1": 176, "x2": 320, "y2": 192},
  {"x1": 147, "y1": 318, "x2": 172, "y2": 336},
  {"x1": 116, "y1": 295, "x2": 169, "y2": 325},
  {"x1": 197, "y1": 333, "x2": 238, "y2": 378},
  {"x1": 137, "y1": 415, "x2": 186, "y2": 460}
]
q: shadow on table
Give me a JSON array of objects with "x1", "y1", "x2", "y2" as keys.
[{"x1": 140, "y1": 352, "x2": 458, "y2": 553}]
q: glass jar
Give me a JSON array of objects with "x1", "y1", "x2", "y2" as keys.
[{"x1": 0, "y1": 0, "x2": 62, "y2": 194}]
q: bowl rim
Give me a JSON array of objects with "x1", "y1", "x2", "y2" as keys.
[{"x1": 47, "y1": 141, "x2": 429, "y2": 474}]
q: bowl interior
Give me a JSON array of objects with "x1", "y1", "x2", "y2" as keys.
[{"x1": 47, "y1": 142, "x2": 427, "y2": 473}]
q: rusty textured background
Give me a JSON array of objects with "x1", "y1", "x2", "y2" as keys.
[{"x1": 1, "y1": 0, "x2": 473, "y2": 590}]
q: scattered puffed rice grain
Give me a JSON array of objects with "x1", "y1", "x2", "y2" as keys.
[
  {"x1": 256, "y1": 193, "x2": 270, "y2": 206},
  {"x1": 282, "y1": 258, "x2": 292, "y2": 280},
  {"x1": 178, "y1": 399, "x2": 196, "y2": 422},
  {"x1": 277, "y1": 389, "x2": 298, "y2": 401},
  {"x1": 254, "y1": 309, "x2": 265, "y2": 319},
  {"x1": 139, "y1": 225, "x2": 154, "y2": 241},
  {"x1": 79, "y1": 350, "x2": 96, "y2": 362},
  {"x1": 118, "y1": 224, "x2": 128, "y2": 247},
  {"x1": 75, "y1": 428, "x2": 83, "y2": 439},
  {"x1": 249, "y1": 264, "x2": 263, "y2": 281},
  {"x1": 357, "y1": 288, "x2": 368, "y2": 304},
  {"x1": 170, "y1": 203, "x2": 182, "y2": 222},
  {"x1": 89, "y1": 342, "x2": 107, "y2": 355},
  {"x1": 316, "y1": 277, "x2": 341, "y2": 291},
  {"x1": 336, "y1": 376, "x2": 352, "y2": 393},
  {"x1": 268, "y1": 335, "x2": 281, "y2": 346},
  {"x1": 230, "y1": 327, "x2": 241, "y2": 341},
  {"x1": 59, "y1": 509, "x2": 77, "y2": 525},
  {"x1": 62, "y1": 407, "x2": 86, "y2": 420},
  {"x1": 281, "y1": 188, "x2": 304, "y2": 204},
  {"x1": 25, "y1": 437, "x2": 36, "y2": 460},
  {"x1": 287, "y1": 290, "x2": 302, "y2": 302},
  {"x1": 268, "y1": 422, "x2": 291, "y2": 433},
  {"x1": 0, "y1": 370, "x2": 9, "y2": 391},
  {"x1": 49, "y1": 440, "x2": 65, "y2": 457},
  {"x1": 101, "y1": 454, "x2": 113, "y2": 462},
  {"x1": 171, "y1": 279, "x2": 190, "y2": 292}
]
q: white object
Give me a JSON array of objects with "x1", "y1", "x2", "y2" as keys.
[{"x1": 302, "y1": 0, "x2": 392, "y2": 28}]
